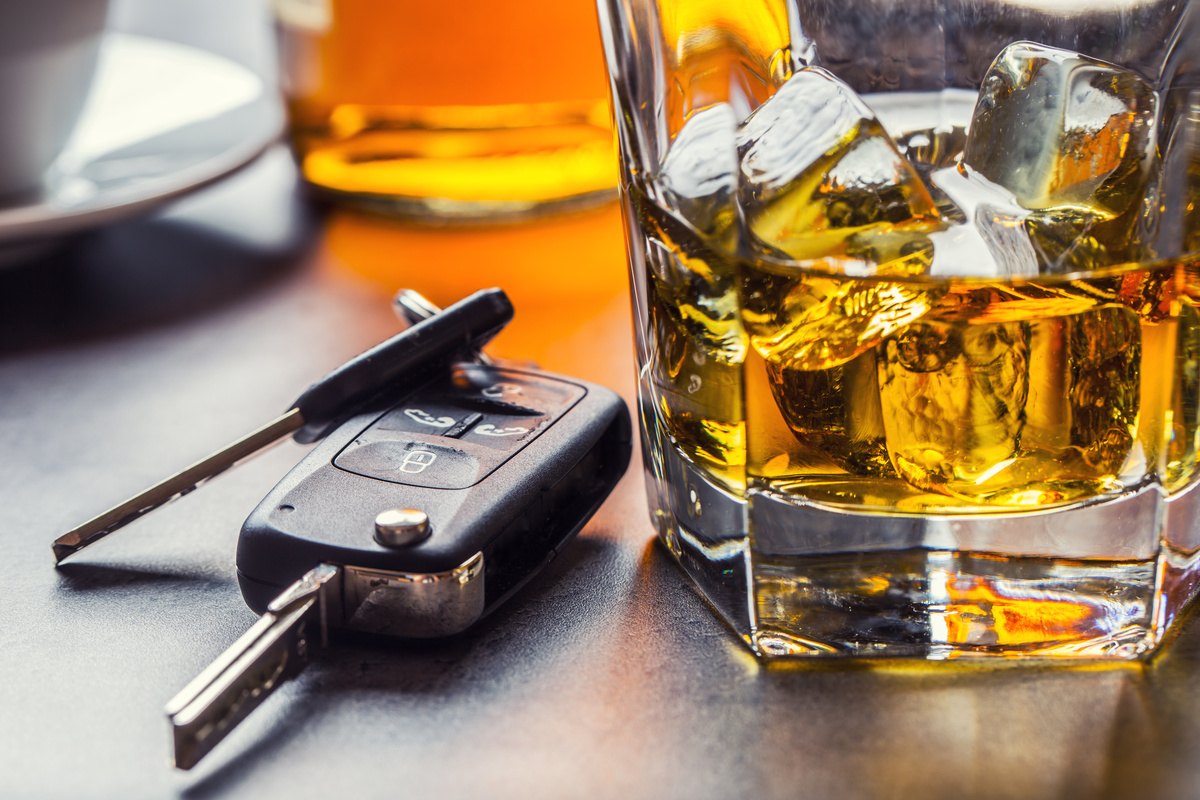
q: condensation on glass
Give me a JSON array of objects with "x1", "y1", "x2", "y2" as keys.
[{"x1": 597, "y1": 0, "x2": 1200, "y2": 658}]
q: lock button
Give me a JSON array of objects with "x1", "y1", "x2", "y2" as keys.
[{"x1": 335, "y1": 439, "x2": 482, "y2": 489}]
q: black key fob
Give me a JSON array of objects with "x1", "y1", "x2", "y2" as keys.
[{"x1": 236, "y1": 362, "x2": 632, "y2": 637}]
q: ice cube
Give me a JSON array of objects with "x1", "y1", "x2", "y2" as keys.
[
  {"x1": 927, "y1": 165, "x2": 1039, "y2": 276},
  {"x1": 649, "y1": 106, "x2": 747, "y2": 366},
  {"x1": 737, "y1": 67, "x2": 942, "y2": 269},
  {"x1": 929, "y1": 160, "x2": 1137, "y2": 274},
  {"x1": 643, "y1": 127, "x2": 748, "y2": 480},
  {"x1": 897, "y1": 124, "x2": 968, "y2": 177},
  {"x1": 878, "y1": 318, "x2": 1032, "y2": 496},
  {"x1": 765, "y1": 348, "x2": 892, "y2": 478},
  {"x1": 741, "y1": 268, "x2": 942, "y2": 372},
  {"x1": 641, "y1": 188, "x2": 745, "y2": 364},
  {"x1": 964, "y1": 42, "x2": 1157, "y2": 218},
  {"x1": 1060, "y1": 306, "x2": 1139, "y2": 474},
  {"x1": 645, "y1": 278, "x2": 746, "y2": 477},
  {"x1": 659, "y1": 103, "x2": 740, "y2": 241}
]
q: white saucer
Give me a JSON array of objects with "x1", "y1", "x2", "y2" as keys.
[{"x1": 0, "y1": 33, "x2": 284, "y2": 253}]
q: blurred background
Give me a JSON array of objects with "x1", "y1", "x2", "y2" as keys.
[{"x1": 0, "y1": 0, "x2": 631, "y2": 370}]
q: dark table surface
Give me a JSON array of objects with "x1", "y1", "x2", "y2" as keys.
[{"x1": 7, "y1": 3, "x2": 1200, "y2": 799}]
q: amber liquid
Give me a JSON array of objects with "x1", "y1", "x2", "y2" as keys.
[
  {"x1": 275, "y1": 0, "x2": 616, "y2": 218},
  {"x1": 639, "y1": 183, "x2": 1200, "y2": 515}
]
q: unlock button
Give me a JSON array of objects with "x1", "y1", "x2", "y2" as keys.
[{"x1": 334, "y1": 438, "x2": 482, "y2": 489}]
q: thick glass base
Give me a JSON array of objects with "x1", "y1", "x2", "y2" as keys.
[
  {"x1": 753, "y1": 550, "x2": 1158, "y2": 658},
  {"x1": 645, "y1": 394, "x2": 1200, "y2": 661}
]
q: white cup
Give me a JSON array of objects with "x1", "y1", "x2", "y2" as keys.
[{"x1": 0, "y1": 0, "x2": 110, "y2": 200}]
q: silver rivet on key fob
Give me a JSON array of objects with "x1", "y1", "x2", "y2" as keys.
[{"x1": 374, "y1": 508, "x2": 430, "y2": 547}]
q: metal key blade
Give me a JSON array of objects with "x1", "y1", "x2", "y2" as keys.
[
  {"x1": 51, "y1": 288, "x2": 513, "y2": 564},
  {"x1": 393, "y1": 289, "x2": 442, "y2": 324},
  {"x1": 166, "y1": 564, "x2": 342, "y2": 770},
  {"x1": 393, "y1": 289, "x2": 494, "y2": 366},
  {"x1": 51, "y1": 409, "x2": 305, "y2": 564}
]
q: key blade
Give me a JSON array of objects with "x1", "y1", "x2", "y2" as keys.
[
  {"x1": 52, "y1": 409, "x2": 305, "y2": 564},
  {"x1": 393, "y1": 289, "x2": 494, "y2": 366},
  {"x1": 52, "y1": 289, "x2": 511, "y2": 564},
  {"x1": 167, "y1": 564, "x2": 342, "y2": 770},
  {"x1": 169, "y1": 603, "x2": 313, "y2": 770},
  {"x1": 393, "y1": 289, "x2": 442, "y2": 324}
]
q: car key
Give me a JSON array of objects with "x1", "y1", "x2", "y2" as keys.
[
  {"x1": 52, "y1": 288, "x2": 513, "y2": 564},
  {"x1": 166, "y1": 358, "x2": 632, "y2": 769}
]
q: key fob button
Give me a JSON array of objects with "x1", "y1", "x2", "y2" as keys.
[
  {"x1": 335, "y1": 439, "x2": 482, "y2": 489},
  {"x1": 459, "y1": 415, "x2": 544, "y2": 450},
  {"x1": 453, "y1": 365, "x2": 583, "y2": 414},
  {"x1": 374, "y1": 404, "x2": 467, "y2": 434}
]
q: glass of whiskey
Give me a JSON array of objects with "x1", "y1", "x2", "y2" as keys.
[
  {"x1": 273, "y1": 0, "x2": 616, "y2": 222},
  {"x1": 597, "y1": 0, "x2": 1200, "y2": 659}
]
